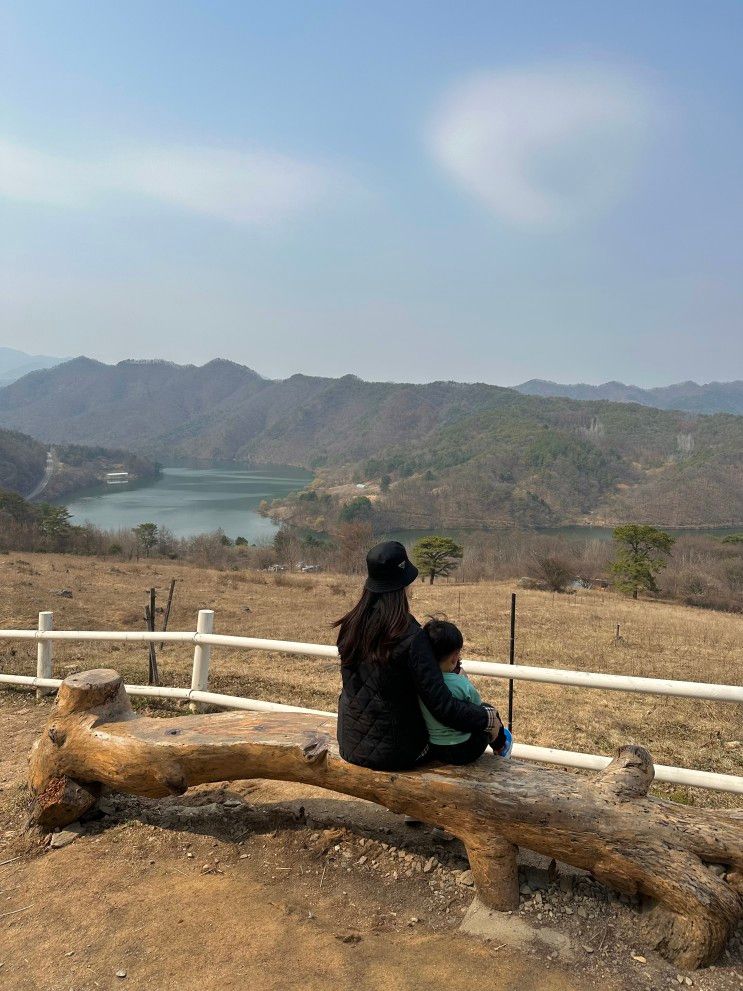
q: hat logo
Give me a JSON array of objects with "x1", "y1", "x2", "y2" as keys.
[{"x1": 398, "y1": 560, "x2": 406, "y2": 569}]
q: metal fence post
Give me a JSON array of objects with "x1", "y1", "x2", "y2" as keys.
[
  {"x1": 36, "y1": 611, "x2": 54, "y2": 699},
  {"x1": 507, "y1": 593, "x2": 516, "y2": 732},
  {"x1": 190, "y1": 609, "x2": 214, "y2": 712}
]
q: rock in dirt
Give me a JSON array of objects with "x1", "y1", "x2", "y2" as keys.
[
  {"x1": 460, "y1": 900, "x2": 574, "y2": 962},
  {"x1": 522, "y1": 866, "x2": 550, "y2": 892},
  {"x1": 455, "y1": 869, "x2": 474, "y2": 887},
  {"x1": 49, "y1": 823, "x2": 84, "y2": 848}
]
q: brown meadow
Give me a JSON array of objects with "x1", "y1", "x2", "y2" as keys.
[{"x1": 1, "y1": 552, "x2": 740, "y2": 809}]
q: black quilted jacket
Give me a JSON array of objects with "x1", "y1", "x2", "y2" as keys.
[{"x1": 337, "y1": 617, "x2": 489, "y2": 770}]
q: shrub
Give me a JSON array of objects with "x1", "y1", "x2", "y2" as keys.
[
  {"x1": 677, "y1": 570, "x2": 714, "y2": 602},
  {"x1": 339, "y1": 496, "x2": 373, "y2": 523},
  {"x1": 530, "y1": 555, "x2": 573, "y2": 593},
  {"x1": 724, "y1": 562, "x2": 743, "y2": 594},
  {"x1": 671, "y1": 568, "x2": 741, "y2": 612}
]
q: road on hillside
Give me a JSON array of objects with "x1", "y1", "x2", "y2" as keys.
[{"x1": 26, "y1": 448, "x2": 56, "y2": 500}]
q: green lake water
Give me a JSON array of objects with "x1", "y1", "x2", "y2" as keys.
[
  {"x1": 60, "y1": 464, "x2": 743, "y2": 545},
  {"x1": 60, "y1": 465, "x2": 312, "y2": 540}
]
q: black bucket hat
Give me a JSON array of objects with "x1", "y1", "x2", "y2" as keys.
[{"x1": 365, "y1": 540, "x2": 418, "y2": 593}]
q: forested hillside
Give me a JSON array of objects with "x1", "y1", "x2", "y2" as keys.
[
  {"x1": 0, "y1": 357, "x2": 266, "y2": 450},
  {"x1": 377, "y1": 405, "x2": 743, "y2": 528},
  {"x1": 0, "y1": 424, "x2": 159, "y2": 501},
  {"x1": 3, "y1": 358, "x2": 743, "y2": 527},
  {"x1": 0, "y1": 429, "x2": 47, "y2": 495}
]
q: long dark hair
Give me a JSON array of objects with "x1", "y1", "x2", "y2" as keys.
[{"x1": 334, "y1": 587, "x2": 410, "y2": 667}]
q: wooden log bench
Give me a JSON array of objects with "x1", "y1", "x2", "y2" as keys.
[{"x1": 28, "y1": 670, "x2": 743, "y2": 970}]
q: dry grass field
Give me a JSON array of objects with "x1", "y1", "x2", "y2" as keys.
[{"x1": 1, "y1": 552, "x2": 741, "y2": 809}]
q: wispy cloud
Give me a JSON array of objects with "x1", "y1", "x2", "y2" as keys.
[
  {"x1": 428, "y1": 65, "x2": 656, "y2": 227},
  {"x1": 0, "y1": 139, "x2": 345, "y2": 225}
]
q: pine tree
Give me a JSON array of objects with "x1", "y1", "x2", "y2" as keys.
[
  {"x1": 411, "y1": 535, "x2": 463, "y2": 584},
  {"x1": 133, "y1": 522, "x2": 159, "y2": 557},
  {"x1": 611, "y1": 524, "x2": 674, "y2": 599}
]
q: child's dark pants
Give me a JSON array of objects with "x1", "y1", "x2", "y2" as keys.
[{"x1": 427, "y1": 730, "x2": 490, "y2": 766}]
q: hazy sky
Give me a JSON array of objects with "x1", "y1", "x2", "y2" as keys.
[{"x1": 1, "y1": 1, "x2": 742, "y2": 386}]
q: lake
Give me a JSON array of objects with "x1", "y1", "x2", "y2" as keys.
[
  {"x1": 60, "y1": 465, "x2": 312, "y2": 540},
  {"x1": 62, "y1": 466, "x2": 743, "y2": 546}
]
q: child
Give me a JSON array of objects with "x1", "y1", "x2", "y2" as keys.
[{"x1": 419, "y1": 619, "x2": 513, "y2": 765}]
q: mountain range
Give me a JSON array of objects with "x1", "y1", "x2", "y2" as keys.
[
  {"x1": 0, "y1": 347, "x2": 66, "y2": 387},
  {"x1": 515, "y1": 378, "x2": 743, "y2": 415},
  {"x1": 2, "y1": 357, "x2": 743, "y2": 528}
]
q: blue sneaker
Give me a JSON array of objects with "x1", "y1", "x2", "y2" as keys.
[{"x1": 497, "y1": 728, "x2": 513, "y2": 759}]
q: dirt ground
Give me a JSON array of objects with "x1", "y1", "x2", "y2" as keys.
[{"x1": 1, "y1": 696, "x2": 741, "y2": 991}]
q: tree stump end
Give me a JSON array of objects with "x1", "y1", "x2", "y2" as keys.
[
  {"x1": 54, "y1": 669, "x2": 129, "y2": 717},
  {"x1": 30, "y1": 775, "x2": 99, "y2": 830}
]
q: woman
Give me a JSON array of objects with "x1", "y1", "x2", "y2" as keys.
[{"x1": 335, "y1": 540, "x2": 503, "y2": 770}]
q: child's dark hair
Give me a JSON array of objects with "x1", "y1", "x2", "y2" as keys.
[{"x1": 423, "y1": 618, "x2": 463, "y2": 661}]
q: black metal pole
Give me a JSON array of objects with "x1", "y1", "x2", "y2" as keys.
[
  {"x1": 147, "y1": 587, "x2": 160, "y2": 686},
  {"x1": 507, "y1": 592, "x2": 516, "y2": 732}
]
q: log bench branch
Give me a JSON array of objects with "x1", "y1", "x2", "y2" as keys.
[{"x1": 28, "y1": 670, "x2": 743, "y2": 970}]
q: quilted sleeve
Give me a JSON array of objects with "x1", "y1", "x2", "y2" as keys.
[{"x1": 408, "y1": 630, "x2": 489, "y2": 733}]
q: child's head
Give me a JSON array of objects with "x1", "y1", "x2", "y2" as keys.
[{"x1": 423, "y1": 618, "x2": 463, "y2": 672}]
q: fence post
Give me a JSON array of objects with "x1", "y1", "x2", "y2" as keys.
[
  {"x1": 507, "y1": 593, "x2": 516, "y2": 732},
  {"x1": 190, "y1": 609, "x2": 214, "y2": 712},
  {"x1": 36, "y1": 611, "x2": 54, "y2": 700}
]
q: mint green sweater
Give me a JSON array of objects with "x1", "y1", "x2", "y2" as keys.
[{"x1": 419, "y1": 671, "x2": 482, "y2": 745}]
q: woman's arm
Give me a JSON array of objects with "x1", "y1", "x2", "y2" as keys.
[
  {"x1": 408, "y1": 630, "x2": 495, "y2": 734},
  {"x1": 449, "y1": 674, "x2": 507, "y2": 749}
]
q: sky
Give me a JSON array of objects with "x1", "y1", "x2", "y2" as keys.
[{"x1": 1, "y1": 1, "x2": 742, "y2": 387}]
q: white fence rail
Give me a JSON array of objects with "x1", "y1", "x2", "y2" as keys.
[{"x1": 1, "y1": 610, "x2": 741, "y2": 794}]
